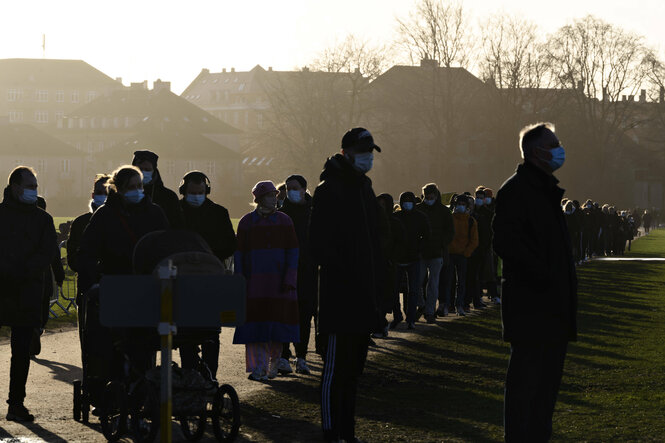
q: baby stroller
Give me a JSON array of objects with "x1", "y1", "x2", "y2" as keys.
[{"x1": 73, "y1": 230, "x2": 241, "y2": 442}]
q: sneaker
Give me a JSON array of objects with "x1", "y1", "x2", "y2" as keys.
[
  {"x1": 382, "y1": 325, "x2": 389, "y2": 338},
  {"x1": 248, "y1": 369, "x2": 268, "y2": 382},
  {"x1": 295, "y1": 358, "x2": 311, "y2": 375},
  {"x1": 389, "y1": 313, "x2": 404, "y2": 330},
  {"x1": 415, "y1": 306, "x2": 425, "y2": 321},
  {"x1": 407, "y1": 321, "x2": 416, "y2": 330},
  {"x1": 276, "y1": 357, "x2": 293, "y2": 375},
  {"x1": 457, "y1": 306, "x2": 466, "y2": 316},
  {"x1": 425, "y1": 315, "x2": 436, "y2": 324},
  {"x1": 6, "y1": 404, "x2": 35, "y2": 422},
  {"x1": 435, "y1": 308, "x2": 446, "y2": 317},
  {"x1": 268, "y1": 362, "x2": 280, "y2": 379}
]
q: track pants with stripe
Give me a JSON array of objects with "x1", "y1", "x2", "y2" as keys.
[{"x1": 320, "y1": 333, "x2": 369, "y2": 441}]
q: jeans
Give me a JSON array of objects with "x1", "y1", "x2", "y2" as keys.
[
  {"x1": 399, "y1": 261, "x2": 422, "y2": 323},
  {"x1": 421, "y1": 257, "x2": 443, "y2": 316},
  {"x1": 444, "y1": 254, "x2": 467, "y2": 308},
  {"x1": 504, "y1": 341, "x2": 568, "y2": 443}
]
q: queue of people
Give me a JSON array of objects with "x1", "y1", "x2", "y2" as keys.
[{"x1": 0, "y1": 124, "x2": 658, "y2": 442}]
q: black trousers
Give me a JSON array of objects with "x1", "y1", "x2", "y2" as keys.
[
  {"x1": 180, "y1": 333, "x2": 221, "y2": 379},
  {"x1": 320, "y1": 333, "x2": 369, "y2": 442},
  {"x1": 283, "y1": 296, "x2": 316, "y2": 360},
  {"x1": 7, "y1": 326, "x2": 33, "y2": 406},
  {"x1": 504, "y1": 341, "x2": 568, "y2": 443}
]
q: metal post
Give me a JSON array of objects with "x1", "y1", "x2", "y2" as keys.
[{"x1": 158, "y1": 260, "x2": 177, "y2": 443}]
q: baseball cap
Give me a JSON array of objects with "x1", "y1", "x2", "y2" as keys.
[{"x1": 341, "y1": 128, "x2": 381, "y2": 153}]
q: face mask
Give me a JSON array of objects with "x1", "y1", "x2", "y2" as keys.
[
  {"x1": 124, "y1": 189, "x2": 144, "y2": 204},
  {"x1": 142, "y1": 171, "x2": 153, "y2": 184},
  {"x1": 19, "y1": 189, "x2": 38, "y2": 204},
  {"x1": 92, "y1": 194, "x2": 107, "y2": 207},
  {"x1": 424, "y1": 199, "x2": 435, "y2": 206},
  {"x1": 352, "y1": 152, "x2": 374, "y2": 173},
  {"x1": 549, "y1": 146, "x2": 565, "y2": 171},
  {"x1": 402, "y1": 202, "x2": 414, "y2": 211},
  {"x1": 484, "y1": 197, "x2": 492, "y2": 205},
  {"x1": 287, "y1": 190, "x2": 302, "y2": 204},
  {"x1": 475, "y1": 198, "x2": 484, "y2": 206},
  {"x1": 185, "y1": 194, "x2": 205, "y2": 207},
  {"x1": 454, "y1": 205, "x2": 466, "y2": 213}
]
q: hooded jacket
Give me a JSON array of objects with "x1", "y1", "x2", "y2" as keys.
[
  {"x1": 76, "y1": 190, "x2": 169, "y2": 292},
  {"x1": 0, "y1": 187, "x2": 57, "y2": 327},
  {"x1": 310, "y1": 154, "x2": 383, "y2": 335},
  {"x1": 493, "y1": 161, "x2": 577, "y2": 343},
  {"x1": 180, "y1": 197, "x2": 236, "y2": 262}
]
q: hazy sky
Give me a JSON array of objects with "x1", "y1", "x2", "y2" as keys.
[{"x1": 2, "y1": 0, "x2": 664, "y2": 94}]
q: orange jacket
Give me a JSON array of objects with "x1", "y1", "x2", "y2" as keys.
[{"x1": 449, "y1": 212, "x2": 479, "y2": 258}]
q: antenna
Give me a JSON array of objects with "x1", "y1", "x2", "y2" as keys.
[{"x1": 42, "y1": 34, "x2": 46, "y2": 58}]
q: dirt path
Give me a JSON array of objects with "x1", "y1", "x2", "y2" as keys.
[{"x1": 0, "y1": 307, "x2": 491, "y2": 442}]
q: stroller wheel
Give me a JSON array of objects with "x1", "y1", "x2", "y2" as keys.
[
  {"x1": 99, "y1": 381, "x2": 128, "y2": 442},
  {"x1": 180, "y1": 414, "x2": 206, "y2": 441},
  {"x1": 211, "y1": 384, "x2": 240, "y2": 442},
  {"x1": 73, "y1": 380, "x2": 82, "y2": 421},
  {"x1": 129, "y1": 380, "x2": 159, "y2": 443}
]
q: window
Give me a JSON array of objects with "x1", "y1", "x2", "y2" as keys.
[
  {"x1": 7, "y1": 89, "x2": 20, "y2": 102},
  {"x1": 113, "y1": 117, "x2": 120, "y2": 128},
  {"x1": 90, "y1": 117, "x2": 97, "y2": 129},
  {"x1": 61, "y1": 159, "x2": 71, "y2": 174},
  {"x1": 86, "y1": 91, "x2": 97, "y2": 103},
  {"x1": 37, "y1": 159, "x2": 47, "y2": 173},
  {"x1": 79, "y1": 118, "x2": 86, "y2": 129},
  {"x1": 186, "y1": 160, "x2": 195, "y2": 172},
  {"x1": 8, "y1": 111, "x2": 23, "y2": 122},
  {"x1": 68, "y1": 118, "x2": 75, "y2": 129},
  {"x1": 166, "y1": 160, "x2": 175, "y2": 176},
  {"x1": 55, "y1": 112, "x2": 64, "y2": 128},
  {"x1": 34, "y1": 111, "x2": 48, "y2": 123},
  {"x1": 55, "y1": 90, "x2": 64, "y2": 102},
  {"x1": 36, "y1": 90, "x2": 48, "y2": 102},
  {"x1": 75, "y1": 142, "x2": 81, "y2": 150},
  {"x1": 124, "y1": 116, "x2": 130, "y2": 128},
  {"x1": 71, "y1": 90, "x2": 79, "y2": 103},
  {"x1": 205, "y1": 161, "x2": 215, "y2": 177}
]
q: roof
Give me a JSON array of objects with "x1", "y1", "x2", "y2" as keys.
[
  {"x1": 113, "y1": 129, "x2": 241, "y2": 160},
  {"x1": 0, "y1": 58, "x2": 121, "y2": 88},
  {"x1": 370, "y1": 65, "x2": 488, "y2": 90},
  {"x1": 69, "y1": 87, "x2": 242, "y2": 134},
  {"x1": 0, "y1": 123, "x2": 80, "y2": 156}
]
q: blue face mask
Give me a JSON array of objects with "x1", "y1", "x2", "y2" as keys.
[
  {"x1": 352, "y1": 152, "x2": 374, "y2": 173},
  {"x1": 424, "y1": 199, "x2": 436, "y2": 206},
  {"x1": 19, "y1": 189, "x2": 38, "y2": 204},
  {"x1": 454, "y1": 205, "x2": 467, "y2": 213},
  {"x1": 124, "y1": 189, "x2": 145, "y2": 204},
  {"x1": 142, "y1": 171, "x2": 153, "y2": 184},
  {"x1": 402, "y1": 202, "x2": 414, "y2": 211},
  {"x1": 475, "y1": 198, "x2": 484, "y2": 206},
  {"x1": 92, "y1": 194, "x2": 107, "y2": 207},
  {"x1": 549, "y1": 146, "x2": 565, "y2": 171},
  {"x1": 287, "y1": 190, "x2": 302, "y2": 204},
  {"x1": 185, "y1": 194, "x2": 205, "y2": 207}
]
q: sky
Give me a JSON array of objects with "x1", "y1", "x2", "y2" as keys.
[{"x1": 2, "y1": 0, "x2": 664, "y2": 94}]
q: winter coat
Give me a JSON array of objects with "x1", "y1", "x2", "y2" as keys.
[
  {"x1": 145, "y1": 170, "x2": 184, "y2": 229},
  {"x1": 449, "y1": 212, "x2": 479, "y2": 258},
  {"x1": 232, "y1": 210, "x2": 300, "y2": 344},
  {"x1": 0, "y1": 187, "x2": 57, "y2": 327},
  {"x1": 180, "y1": 198, "x2": 236, "y2": 262},
  {"x1": 393, "y1": 209, "x2": 431, "y2": 263},
  {"x1": 280, "y1": 195, "x2": 317, "y2": 305},
  {"x1": 473, "y1": 205, "x2": 493, "y2": 255},
  {"x1": 310, "y1": 153, "x2": 384, "y2": 335},
  {"x1": 76, "y1": 190, "x2": 169, "y2": 292},
  {"x1": 492, "y1": 161, "x2": 577, "y2": 343},
  {"x1": 416, "y1": 200, "x2": 454, "y2": 259},
  {"x1": 67, "y1": 211, "x2": 94, "y2": 273}
]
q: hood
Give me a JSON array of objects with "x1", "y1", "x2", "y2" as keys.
[{"x1": 320, "y1": 153, "x2": 362, "y2": 184}]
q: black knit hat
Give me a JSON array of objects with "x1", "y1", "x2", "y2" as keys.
[
  {"x1": 341, "y1": 128, "x2": 381, "y2": 153},
  {"x1": 132, "y1": 150, "x2": 159, "y2": 168},
  {"x1": 285, "y1": 174, "x2": 307, "y2": 189}
]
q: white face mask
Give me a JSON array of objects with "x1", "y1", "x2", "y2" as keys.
[
  {"x1": 287, "y1": 190, "x2": 302, "y2": 203},
  {"x1": 352, "y1": 152, "x2": 374, "y2": 173}
]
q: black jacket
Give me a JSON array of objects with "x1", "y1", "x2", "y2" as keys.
[
  {"x1": 67, "y1": 210, "x2": 94, "y2": 273},
  {"x1": 280, "y1": 194, "x2": 317, "y2": 303},
  {"x1": 145, "y1": 169, "x2": 184, "y2": 229},
  {"x1": 181, "y1": 198, "x2": 236, "y2": 262},
  {"x1": 310, "y1": 154, "x2": 383, "y2": 335},
  {"x1": 473, "y1": 205, "x2": 493, "y2": 255},
  {"x1": 77, "y1": 190, "x2": 169, "y2": 292},
  {"x1": 0, "y1": 187, "x2": 57, "y2": 327},
  {"x1": 393, "y1": 208, "x2": 430, "y2": 263},
  {"x1": 492, "y1": 162, "x2": 577, "y2": 343},
  {"x1": 416, "y1": 200, "x2": 454, "y2": 259}
]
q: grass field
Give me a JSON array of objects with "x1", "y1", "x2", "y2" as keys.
[{"x1": 238, "y1": 230, "x2": 665, "y2": 442}]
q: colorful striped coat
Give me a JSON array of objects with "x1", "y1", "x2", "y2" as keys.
[{"x1": 232, "y1": 210, "x2": 300, "y2": 344}]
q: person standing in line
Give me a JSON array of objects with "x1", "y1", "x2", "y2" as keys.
[
  {"x1": 277, "y1": 174, "x2": 317, "y2": 375},
  {"x1": 493, "y1": 122, "x2": 577, "y2": 442},
  {"x1": 310, "y1": 128, "x2": 384, "y2": 443},
  {"x1": 0, "y1": 166, "x2": 57, "y2": 422},
  {"x1": 416, "y1": 183, "x2": 453, "y2": 323},
  {"x1": 232, "y1": 181, "x2": 300, "y2": 381},
  {"x1": 178, "y1": 170, "x2": 237, "y2": 379}
]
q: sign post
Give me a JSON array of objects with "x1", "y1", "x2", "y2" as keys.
[{"x1": 157, "y1": 261, "x2": 177, "y2": 443}]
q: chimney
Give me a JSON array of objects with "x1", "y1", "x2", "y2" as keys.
[
  {"x1": 231, "y1": 67, "x2": 235, "y2": 72},
  {"x1": 153, "y1": 79, "x2": 171, "y2": 92},
  {"x1": 420, "y1": 58, "x2": 438, "y2": 69},
  {"x1": 201, "y1": 68, "x2": 209, "y2": 74},
  {"x1": 640, "y1": 89, "x2": 647, "y2": 103},
  {"x1": 660, "y1": 86, "x2": 665, "y2": 103},
  {"x1": 222, "y1": 68, "x2": 226, "y2": 73},
  {"x1": 268, "y1": 66, "x2": 273, "y2": 71},
  {"x1": 130, "y1": 81, "x2": 148, "y2": 90},
  {"x1": 577, "y1": 80, "x2": 584, "y2": 91},
  {"x1": 602, "y1": 87, "x2": 608, "y2": 101},
  {"x1": 302, "y1": 66, "x2": 310, "y2": 72},
  {"x1": 628, "y1": 95, "x2": 635, "y2": 102},
  {"x1": 622, "y1": 95, "x2": 627, "y2": 101},
  {"x1": 115, "y1": 77, "x2": 123, "y2": 84}
]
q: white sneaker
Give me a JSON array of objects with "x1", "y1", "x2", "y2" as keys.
[
  {"x1": 276, "y1": 357, "x2": 293, "y2": 375},
  {"x1": 295, "y1": 358, "x2": 311, "y2": 375}
]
